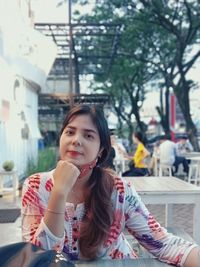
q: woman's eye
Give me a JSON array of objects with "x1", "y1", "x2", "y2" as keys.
[
  {"x1": 85, "y1": 134, "x2": 93, "y2": 139},
  {"x1": 65, "y1": 130, "x2": 73, "y2": 135}
]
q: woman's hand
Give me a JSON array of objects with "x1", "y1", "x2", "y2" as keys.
[
  {"x1": 53, "y1": 160, "x2": 80, "y2": 197},
  {"x1": 43, "y1": 160, "x2": 80, "y2": 238}
]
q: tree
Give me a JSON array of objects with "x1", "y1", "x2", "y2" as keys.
[
  {"x1": 73, "y1": 1, "x2": 157, "y2": 143},
  {"x1": 128, "y1": 0, "x2": 200, "y2": 150},
  {"x1": 93, "y1": 58, "x2": 151, "y2": 143},
  {"x1": 74, "y1": 0, "x2": 200, "y2": 150}
]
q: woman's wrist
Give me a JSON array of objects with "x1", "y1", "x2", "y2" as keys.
[
  {"x1": 52, "y1": 185, "x2": 70, "y2": 199},
  {"x1": 47, "y1": 208, "x2": 65, "y2": 214}
]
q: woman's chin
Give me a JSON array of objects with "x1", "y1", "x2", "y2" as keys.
[{"x1": 61, "y1": 157, "x2": 81, "y2": 166}]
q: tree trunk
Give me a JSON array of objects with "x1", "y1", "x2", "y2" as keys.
[
  {"x1": 127, "y1": 121, "x2": 134, "y2": 153},
  {"x1": 156, "y1": 88, "x2": 170, "y2": 136},
  {"x1": 134, "y1": 108, "x2": 145, "y2": 133},
  {"x1": 175, "y1": 87, "x2": 200, "y2": 151},
  {"x1": 165, "y1": 87, "x2": 170, "y2": 135}
]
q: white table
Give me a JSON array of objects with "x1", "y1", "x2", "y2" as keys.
[
  {"x1": 182, "y1": 152, "x2": 200, "y2": 158},
  {"x1": 75, "y1": 258, "x2": 169, "y2": 267},
  {"x1": 0, "y1": 170, "x2": 18, "y2": 200},
  {"x1": 123, "y1": 176, "x2": 200, "y2": 244}
]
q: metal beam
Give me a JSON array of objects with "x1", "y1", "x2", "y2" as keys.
[{"x1": 35, "y1": 22, "x2": 122, "y2": 79}]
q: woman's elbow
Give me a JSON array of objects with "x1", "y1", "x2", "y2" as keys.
[{"x1": 183, "y1": 247, "x2": 200, "y2": 267}]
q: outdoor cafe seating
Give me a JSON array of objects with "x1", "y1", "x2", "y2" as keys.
[{"x1": 0, "y1": 170, "x2": 19, "y2": 201}]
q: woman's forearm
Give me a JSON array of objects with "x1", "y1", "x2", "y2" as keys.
[
  {"x1": 43, "y1": 188, "x2": 68, "y2": 238},
  {"x1": 43, "y1": 161, "x2": 79, "y2": 238},
  {"x1": 183, "y1": 247, "x2": 200, "y2": 267}
]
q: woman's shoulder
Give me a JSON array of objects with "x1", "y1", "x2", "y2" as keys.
[
  {"x1": 23, "y1": 169, "x2": 54, "y2": 191},
  {"x1": 103, "y1": 169, "x2": 125, "y2": 186},
  {"x1": 110, "y1": 174, "x2": 131, "y2": 195},
  {"x1": 138, "y1": 142, "x2": 146, "y2": 149},
  {"x1": 110, "y1": 175, "x2": 140, "y2": 209}
]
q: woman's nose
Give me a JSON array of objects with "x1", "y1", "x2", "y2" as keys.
[{"x1": 72, "y1": 135, "x2": 82, "y2": 146}]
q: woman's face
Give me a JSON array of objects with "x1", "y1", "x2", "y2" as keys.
[{"x1": 59, "y1": 114, "x2": 101, "y2": 166}]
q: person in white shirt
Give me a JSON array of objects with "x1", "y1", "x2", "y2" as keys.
[
  {"x1": 176, "y1": 136, "x2": 193, "y2": 155},
  {"x1": 159, "y1": 135, "x2": 189, "y2": 175}
]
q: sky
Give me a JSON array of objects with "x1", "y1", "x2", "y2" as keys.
[
  {"x1": 31, "y1": 0, "x2": 68, "y2": 23},
  {"x1": 31, "y1": 0, "x2": 94, "y2": 23}
]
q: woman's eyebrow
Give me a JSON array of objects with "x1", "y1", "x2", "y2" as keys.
[
  {"x1": 65, "y1": 126, "x2": 75, "y2": 130},
  {"x1": 84, "y1": 129, "x2": 98, "y2": 135},
  {"x1": 66, "y1": 125, "x2": 97, "y2": 134}
]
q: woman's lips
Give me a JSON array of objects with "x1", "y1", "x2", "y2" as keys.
[{"x1": 67, "y1": 151, "x2": 82, "y2": 158}]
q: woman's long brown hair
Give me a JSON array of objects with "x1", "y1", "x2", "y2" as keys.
[
  {"x1": 79, "y1": 167, "x2": 114, "y2": 259},
  {"x1": 60, "y1": 105, "x2": 115, "y2": 259}
]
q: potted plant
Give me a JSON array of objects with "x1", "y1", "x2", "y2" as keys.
[{"x1": 2, "y1": 160, "x2": 14, "y2": 172}]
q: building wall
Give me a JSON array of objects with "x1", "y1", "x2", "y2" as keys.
[
  {"x1": 0, "y1": 0, "x2": 56, "y2": 178},
  {"x1": 0, "y1": 64, "x2": 39, "y2": 177}
]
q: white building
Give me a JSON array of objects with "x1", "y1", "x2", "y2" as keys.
[{"x1": 0, "y1": 0, "x2": 57, "y2": 177}]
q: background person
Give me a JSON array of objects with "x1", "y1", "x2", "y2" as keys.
[
  {"x1": 159, "y1": 135, "x2": 189, "y2": 176},
  {"x1": 22, "y1": 105, "x2": 199, "y2": 266},
  {"x1": 176, "y1": 136, "x2": 193, "y2": 155},
  {"x1": 122, "y1": 131, "x2": 150, "y2": 176}
]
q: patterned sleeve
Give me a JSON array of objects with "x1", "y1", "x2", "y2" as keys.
[
  {"x1": 21, "y1": 173, "x2": 65, "y2": 251},
  {"x1": 124, "y1": 181, "x2": 198, "y2": 267}
]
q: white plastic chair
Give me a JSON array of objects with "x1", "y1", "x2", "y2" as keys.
[
  {"x1": 187, "y1": 163, "x2": 199, "y2": 185},
  {"x1": 159, "y1": 163, "x2": 173, "y2": 177}
]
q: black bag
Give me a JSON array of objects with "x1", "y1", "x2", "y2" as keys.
[{"x1": 0, "y1": 242, "x2": 75, "y2": 267}]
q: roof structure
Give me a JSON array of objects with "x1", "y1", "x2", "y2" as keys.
[
  {"x1": 38, "y1": 93, "x2": 112, "y2": 124},
  {"x1": 34, "y1": 22, "x2": 122, "y2": 90},
  {"x1": 35, "y1": 22, "x2": 120, "y2": 124}
]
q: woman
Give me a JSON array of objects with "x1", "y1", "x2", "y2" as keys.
[
  {"x1": 122, "y1": 132, "x2": 150, "y2": 177},
  {"x1": 22, "y1": 105, "x2": 199, "y2": 266}
]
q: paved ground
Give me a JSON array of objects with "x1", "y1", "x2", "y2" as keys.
[{"x1": 0, "y1": 195, "x2": 22, "y2": 246}]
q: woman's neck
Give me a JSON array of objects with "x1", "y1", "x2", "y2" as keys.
[
  {"x1": 67, "y1": 176, "x2": 91, "y2": 205},
  {"x1": 76, "y1": 169, "x2": 92, "y2": 186}
]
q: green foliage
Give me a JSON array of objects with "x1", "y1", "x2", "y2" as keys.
[
  {"x1": 75, "y1": 0, "x2": 200, "y2": 149},
  {"x1": 26, "y1": 147, "x2": 57, "y2": 177},
  {"x1": 2, "y1": 161, "x2": 14, "y2": 172}
]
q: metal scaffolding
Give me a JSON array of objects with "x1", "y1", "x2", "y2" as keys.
[
  {"x1": 38, "y1": 93, "x2": 112, "y2": 125},
  {"x1": 34, "y1": 17, "x2": 121, "y2": 124},
  {"x1": 34, "y1": 22, "x2": 122, "y2": 93}
]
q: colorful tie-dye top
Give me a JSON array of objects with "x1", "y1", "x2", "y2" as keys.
[{"x1": 21, "y1": 170, "x2": 197, "y2": 266}]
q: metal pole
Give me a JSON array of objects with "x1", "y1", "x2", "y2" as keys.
[{"x1": 68, "y1": 0, "x2": 73, "y2": 93}]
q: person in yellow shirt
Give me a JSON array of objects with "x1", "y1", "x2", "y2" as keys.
[{"x1": 122, "y1": 131, "x2": 150, "y2": 176}]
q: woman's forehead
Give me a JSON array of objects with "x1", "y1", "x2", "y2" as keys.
[{"x1": 67, "y1": 114, "x2": 98, "y2": 131}]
